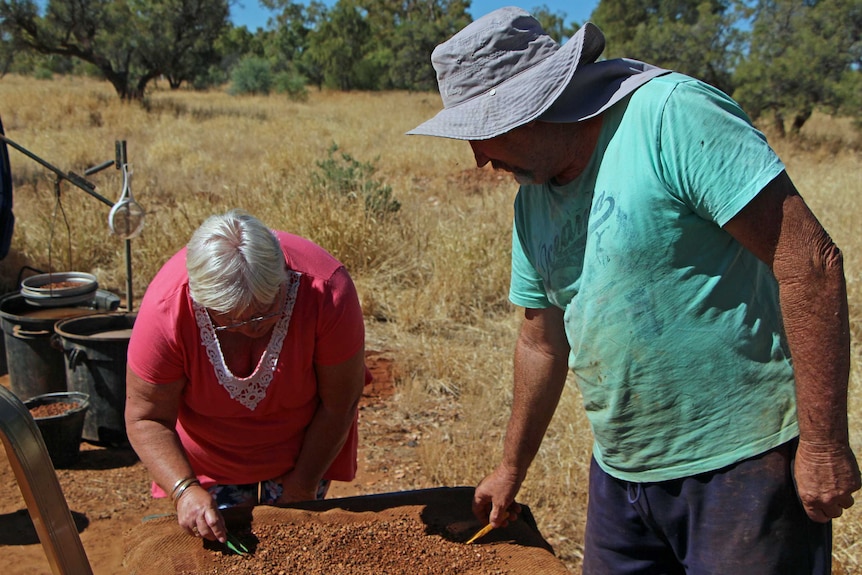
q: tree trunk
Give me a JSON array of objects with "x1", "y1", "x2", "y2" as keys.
[
  {"x1": 790, "y1": 108, "x2": 812, "y2": 136},
  {"x1": 772, "y1": 110, "x2": 787, "y2": 138}
]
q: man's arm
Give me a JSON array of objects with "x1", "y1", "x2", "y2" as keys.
[
  {"x1": 723, "y1": 170, "x2": 861, "y2": 522},
  {"x1": 473, "y1": 305, "x2": 570, "y2": 527}
]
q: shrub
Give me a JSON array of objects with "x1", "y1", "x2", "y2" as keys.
[
  {"x1": 312, "y1": 143, "x2": 400, "y2": 219},
  {"x1": 191, "y1": 65, "x2": 229, "y2": 91},
  {"x1": 33, "y1": 67, "x2": 53, "y2": 80},
  {"x1": 274, "y1": 70, "x2": 308, "y2": 102},
  {"x1": 229, "y1": 57, "x2": 273, "y2": 96}
]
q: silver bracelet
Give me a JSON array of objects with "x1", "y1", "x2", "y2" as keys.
[
  {"x1": 169, "y1": 476, "x2": 191, "y2": 498},
  {"x1": 171, "y1": 477, "x2": 200, "y2": 507}
]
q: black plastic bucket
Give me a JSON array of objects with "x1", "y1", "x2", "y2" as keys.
[
  {"x1": 24, "y1": 391, "x2": 90, "y2": 468},
  {"x1": 54, "y1": 312, "x2": 136, "y2": 446},
  {"x1": 0, "y1": 333, "x2": 6, "y2": 376},
  {"x1": 0, "y1": 292, "x2": 101, "y2": 401}
]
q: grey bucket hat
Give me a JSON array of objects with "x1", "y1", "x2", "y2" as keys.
[{"x1": 407, "y1": 6, "x2": 669, "y2": 140}]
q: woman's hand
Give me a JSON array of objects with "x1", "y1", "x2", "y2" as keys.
[
  {"x1": 176, "y1": 485, "x2": 227, "y2": 543},
  {"x1": 275, "y1": 347, "x2": 367, "y2": 505},
  {"x1": 126, "y1": 371, "x2": 230, "y2": 538},
  {"x1": 275, "y1": 472, "x2": 318, "y2": 504}
]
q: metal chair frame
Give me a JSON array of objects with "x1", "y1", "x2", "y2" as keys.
[{"x1": 0, "y1": 384, "x2": 92, "y2": 574}]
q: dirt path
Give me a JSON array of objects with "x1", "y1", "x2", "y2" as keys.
[{"x1": 0, "y1": 350, "x2": 440, "y2": 575}]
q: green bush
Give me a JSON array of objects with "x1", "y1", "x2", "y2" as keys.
[
  {"x1": 312, "y1": 143, "x2": 400, "y2": 219},
  {"x1": 274, "y1": 70, "x2": 308, "y2": 102},
  {"x1": 229, "y1": 57, "x2": 273, "y2": 96},
  {"x1": 192, "y1": 65, "x2": 229, "y2": 91},
  {"x1": 33, "y1": 67, "x2": 53, "y2": 80}
]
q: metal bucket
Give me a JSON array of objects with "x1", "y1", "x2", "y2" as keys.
[
  {"x1": 54, "y1": 312, "x2": 136, "y2": 446},
  {"x1": 0, "y1": 292, "x2": 100, "y2": 401}
]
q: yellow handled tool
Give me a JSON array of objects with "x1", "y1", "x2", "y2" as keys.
[{"x1": 465, "y1": 523, "x2": 494, "y2": 544}]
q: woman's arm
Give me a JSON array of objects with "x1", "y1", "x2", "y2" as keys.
[
  {"x1": 124, "y1": 368, "x2": 226, "y2": 542},
  {"x1": 276, "y1": 346, "x2": 367, "y2": 502}
]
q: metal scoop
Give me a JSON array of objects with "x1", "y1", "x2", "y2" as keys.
[{"x1": 108, "y1": 163, "x2": 145, "y2": 239}]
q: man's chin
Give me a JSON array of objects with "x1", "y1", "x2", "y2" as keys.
[{"x1": 513, "y1": 172, "x2": 538, "y2": 185}]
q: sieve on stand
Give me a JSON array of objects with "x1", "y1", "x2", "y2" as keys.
[
  {"x1": 0, "y1": 134, "x2": 144, "y2": 311},
  {"x1": 107, "y1": 163, "x2": 145, "y2": 240}
]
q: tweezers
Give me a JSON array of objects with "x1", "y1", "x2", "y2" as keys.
[{"x1": 225, "y1": 531, "x2": 250, "y2": 555}]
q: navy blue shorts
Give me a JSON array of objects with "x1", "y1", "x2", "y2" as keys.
[{"x1": 583, "y1": 439, "x2": 831, "y2": 575}]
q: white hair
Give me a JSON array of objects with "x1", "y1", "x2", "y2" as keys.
[{"x1": 186, "y1": 210, "x2": 287, "y2": 313}]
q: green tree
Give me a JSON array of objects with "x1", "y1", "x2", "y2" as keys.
[
  {"x1": 356, "y1": 0, "x2": 471, "y2": 90},
  {"x1": 733, "y1": 0, "x2": 862, "y2": 136},
  {"x1": 305, "y1": 0, "x2": 371, "y2": 90},
  {"x1": 0, "y1": 27, "x2": 16, "y2": 76},
  {"x1": 0, "y1": 0, "x2": 230, "y2": 99},
  {"x1": 188, "y1": 24, "x2": 259, "y2": 90},
  {"x1": 591, "y1": 0, "x2": 742, "y2": 95},
  {"x1": 260, "y1": 0, "x2": 470, "y2": 92},
  {"x1": 384, "y1": 19, "x2": 442, "y2": 90},
  {"x1": 530, "y1": 3, "x2": 580, "y2": 41},
  {"x1": 261, "y1": 0, "x2": 326, "y2": 89},
  {"x1": 144, "y1": 0, "x2": 230, "y2": 90},
  {"x1": 835, "y1": 69, "x2": 861, "y2": 125}
]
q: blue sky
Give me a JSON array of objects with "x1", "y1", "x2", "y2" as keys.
[{"x1": 230, "y1": 1, "x2": 600, "y2": 30}]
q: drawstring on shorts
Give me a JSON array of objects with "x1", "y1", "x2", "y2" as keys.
[{"x1": 626, "y1": 481, "x2": 642, "y2": 504}]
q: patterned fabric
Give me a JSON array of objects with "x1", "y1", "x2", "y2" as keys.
[
  {"x1": 211, "y1": 479, "x2": 331, "y2": 508},
  {"x1": 191, "y1": 270, "x2": 301, "y2": 411}
]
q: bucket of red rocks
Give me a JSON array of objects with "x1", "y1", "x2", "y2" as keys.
[{"x1": 25, "y1": 391, "x2": 90, "y2": 468}]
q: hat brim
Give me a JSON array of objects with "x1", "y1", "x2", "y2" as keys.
[
  {"x1": 541, "y1": 60, "x2": 671, "y2": 123},
  {"x1": 406, "y1": 23, "x2": 605, "y2": 141}
]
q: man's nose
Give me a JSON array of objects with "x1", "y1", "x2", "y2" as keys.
[{"x1": 470, "y1": 143, "x2": 490, "y2": 167}]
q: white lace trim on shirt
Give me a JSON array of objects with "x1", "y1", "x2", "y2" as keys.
[{"x1": 192, "y1": 270, "x2": 301, "y2": 411}]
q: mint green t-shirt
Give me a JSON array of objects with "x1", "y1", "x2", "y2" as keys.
[{"x1": 510, "y1": 73, "x2": 798, "y2": 482}]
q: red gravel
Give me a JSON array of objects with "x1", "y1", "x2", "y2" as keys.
[
  {"x1": 180, "y1": 513, "x2": 510, "y2": 575},
  {"x1": 40, "y1": 281, "x2": 82, "y2": 290},
  {"x1": 28, "y1": 401, "x2": 79, "y2": 418}
]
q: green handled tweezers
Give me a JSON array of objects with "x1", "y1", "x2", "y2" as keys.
[{"x1": 225, "y1": 531, "x2": 250, "y2": 555}]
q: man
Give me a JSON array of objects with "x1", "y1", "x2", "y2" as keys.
[{"x1": 408, "y1": 7, "x2": 860, "y2": 574}]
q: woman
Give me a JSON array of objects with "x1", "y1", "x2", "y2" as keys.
[{"x1": 125, "y1": 210, "x2": 368, "y2": 544}]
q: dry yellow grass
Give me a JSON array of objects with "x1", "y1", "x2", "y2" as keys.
[{"x1": 0, "y1": 74, "x2": 860, "y2": 573}]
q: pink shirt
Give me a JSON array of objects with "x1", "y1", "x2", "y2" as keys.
[{"x1": 128, "y1": 232, "x2": 367, "y2": 494}]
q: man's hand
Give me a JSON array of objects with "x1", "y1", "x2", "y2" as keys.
[
  {"x1": 472, "y1": 464, "x2": 523, "y2": 528},
  {"x1": 794, "y1": 439, "x2": 861, "y2": 522}
]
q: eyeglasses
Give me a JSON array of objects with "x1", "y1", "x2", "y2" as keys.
[{"x1": 212, "y1": 310, "x2": 282, "y2": 332}]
